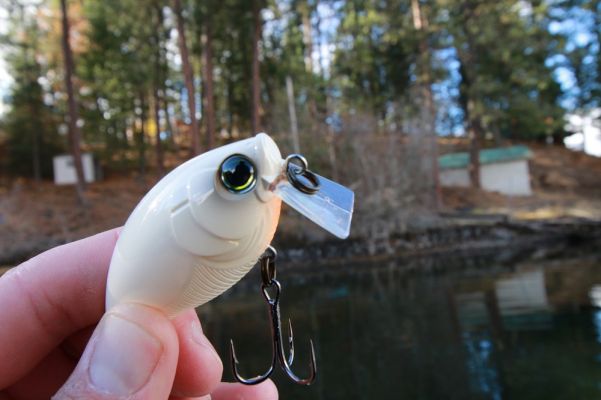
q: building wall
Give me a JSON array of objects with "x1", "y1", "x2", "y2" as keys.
[
  {"x1": 440, "y1": 168, "x2": 470, "y2": 187},
  {"x1": 481, "y1": 160, "x2": 532, "y2": 196},
  {"x1": 53, "y1": 153, "x2": 95, "y2": 185},
  {"x1": 440, "y1": 159, "x2": 532, "y2": 196}
]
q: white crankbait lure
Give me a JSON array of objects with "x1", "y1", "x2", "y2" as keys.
[{"x1": 106, "y1": 133, "x2": 353, "y2": 317}]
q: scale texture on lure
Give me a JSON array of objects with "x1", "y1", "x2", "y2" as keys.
[{"x1": 106, "y1": 133, "x2": 354, "y2": 316}]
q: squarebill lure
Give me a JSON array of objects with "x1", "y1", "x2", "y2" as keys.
[{"x1": 105, "y1": 133, "x2": 354, "y2": 385}]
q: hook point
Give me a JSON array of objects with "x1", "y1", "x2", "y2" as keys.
[{"x1": 287, "y1": 318, "x2": 295, "y2": 366}]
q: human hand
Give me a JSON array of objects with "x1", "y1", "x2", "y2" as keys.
[{"x1": 0, "y1": 229, "x2": 278, "y2": 399}]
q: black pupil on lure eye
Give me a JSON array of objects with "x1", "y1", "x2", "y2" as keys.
[{"x1": 221, "y1": 155, "x2": 255, "y2": 193}]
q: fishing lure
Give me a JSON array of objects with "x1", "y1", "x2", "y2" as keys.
[{"x1": 105, "y1": 133, "x2": 354, "y2": 385}]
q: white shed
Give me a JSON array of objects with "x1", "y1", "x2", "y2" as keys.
[
  {"x1": 439, "y1": 145, "x2": 532, "y2": 196},
  {"x1": 53, "y1": 153, "x2": 96, "y2": 185}
]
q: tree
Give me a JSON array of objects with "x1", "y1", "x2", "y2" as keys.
[
  {"x1": 79, "y1": 0, "x2": 156, "y2": 172},
  {"x1": 136, "y1": 93, "x2": 148, "y2": 178},
  {"x1": 251, "y1": 0, "x2": 263, "y2": 134},
  {"x1": 552, "y1": 0, "x2": 601, "y2": 112},
  {"x1": 60, "y1": 0, "x2": 87, "y2": 203},
  {"x1": 0, "y1": 0, "x2": 592, "y2": 231},
  {"x1": 1, "y1": 7, "x2": 62, "y2": 180},
  {"x1": 173, "y1": 0, "x2": 201, "y2": 154},
  {"x1": 410, "y1": 0, "x2": 441, "y2": 207},
  {"x1": 333, "y1": 0, "x2": 415, "y2": 117},
  {"x1": 453, "y1": 0, "x2": 485, "y2": 188},
  {"x1": 441, "y1": 0, "x2": 565, "y2": 186},
  {"x1": 200, "y1": 2, "x2": 216, "y2": 150},
  {"x1": 286, "y1": 75, "x2": 300, "y2": 153},
  {"x1": 153, "y1": 2, "x2": 165, "y2": 175}
]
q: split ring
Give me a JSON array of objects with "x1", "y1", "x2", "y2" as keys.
[{"x1": 285, "y1": 154, "x2": 320, "y2": 195}]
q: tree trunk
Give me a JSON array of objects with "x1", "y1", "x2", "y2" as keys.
[
  {"x1": 410, "y1": 0, "x2": 441, "y2": 209},
  {"x1": 137, "y1": 93, "x2": 147, "y2": 179},
  {"x1": 29, "y1": 77, "x2": 41, "y2": 183},
  {"x1": 456, "y1": 1, "x2": 484, "y2": 189},
  {"x1": 153, "y1": 89, "x2": 164, "y2": 176},
  {"x1": 325, "y1": 94, "x2": 339, "y2": 181},
  {"x1": 164, "y1": 100, "x2": 177, "y2": 144},
  {"x1": 32, "y1": 125, "x2": 40, "y2": 182},
  {"x1": 251, "y1": 0, "x2": 262, "y2": 134},
  {"x1": 458, "y1": 60, "x2": 482, "y2": 189},
  {"x1": 313, "y1": 0, "x2": 324, "y2": 75},
  {"x1": 60, "y1": 0, "x2": 86, "y2": 204},
  {"x1": 158, "y1": 5, "x2": 176, "y2": 145},
  {"x1": 201, "y1": 12, "x2": 216, "y2": 150},
  {"x1": 173, "y1": 0, "x2": 201, "y2": 155},
  {"x1": 301, "y1": 0, "x2": 313, "y2": 72},
  {"x1": 467, "y1": 99, "x2": 482, "y2": 189},
  {"x1": 20, "y1": 5, "x2": 41, "y2": 183},
  {"x1": 285, "y1": 76, "x2": 300, "y2": 153},
  {"x1": 154, "y1": 4, "x2": 165, "y2": 175},
  {"x1": 226, "y1": 74, "x2": 234, "y2": 136}
]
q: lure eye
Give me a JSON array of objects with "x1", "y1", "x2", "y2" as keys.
[{"x1": 219, "y1": 154, "x2": 257, "y2": 194}]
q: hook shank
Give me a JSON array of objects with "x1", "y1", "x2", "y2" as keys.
[{"x1": 230, "y1": 247, "x2": 317, "y2": 385}]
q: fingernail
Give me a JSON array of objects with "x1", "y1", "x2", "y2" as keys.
[
  {"x1": 191, "y1": 320, "x2": 222, "y2": 365},
  {"x1": 88, "y1": 314, "x2": 162, "y2": 395}
]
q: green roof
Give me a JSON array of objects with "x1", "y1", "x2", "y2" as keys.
[{"x1": 438, "y1": 145, "x2": 531, "y2": 170}]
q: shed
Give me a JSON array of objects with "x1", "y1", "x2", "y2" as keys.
[
  {"x1": 53, "y1": 153, "x2": 96, "y2": 185},
  {"x1": 438, "y1": 145, "x2": 532, "y2": 196}
]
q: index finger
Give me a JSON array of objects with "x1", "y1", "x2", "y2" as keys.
[{"x1": 0, "y1": 229, "x2": 119, "y2": 388}]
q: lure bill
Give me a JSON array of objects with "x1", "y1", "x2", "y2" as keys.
[
  {"x1": 105, "y1": 133, "x2": 354, "y2": 317},
  {"x1": 274, "y1": 165, "x2": 354, "y2": 239}
]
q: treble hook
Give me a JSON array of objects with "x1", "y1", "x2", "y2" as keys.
[{"x1": 230, "y1": 246, "x2": 317, "y2": 385}]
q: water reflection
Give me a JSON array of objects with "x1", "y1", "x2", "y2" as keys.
[{"x1": 197, "y1": 246, "x2": 601, "y2": 399}]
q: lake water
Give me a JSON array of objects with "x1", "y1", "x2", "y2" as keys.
[{"x1": 198, "y1": 243, "x2": 601, "y2": 400}]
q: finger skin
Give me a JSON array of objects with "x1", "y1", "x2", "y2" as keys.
[
  {"x1": 0, "y1": 229, "x2": 119, "y2": 388},
  {"x1": 171, "y1": 310, "x2": 223, "y2": 397},
  {"x1": 0, "y1": 228, "x2": 221, "y2": 397},
  {"x1": 1, "y1": 324, "x2": 95, "y2": 399},
  {"x1": 0, "y1": 228, "x2": 275, "y2": 400},
  {"x1": 211, "y1": 381, "x2": 279, "y2": 400},
  {"x1": 4, "y1": 347, "x2": 75, "y2": 399},
  {"x1": 169, "y1": 380, "x2": 279, "y2": 400},
  {"x1": 53, "y1": 303, "x2": 179, "y2": 400},
  {"x1": 4, "y1": 313, "x2": 224, "y2": 400}
]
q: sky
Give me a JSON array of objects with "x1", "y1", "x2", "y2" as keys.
[{"x1": 547, "y1": 6, "x2": 598, "y2": 110}]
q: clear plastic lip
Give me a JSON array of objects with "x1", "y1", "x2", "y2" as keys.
[{"x1": 269, "y1": 170, "x2": 354, "y2": 239}]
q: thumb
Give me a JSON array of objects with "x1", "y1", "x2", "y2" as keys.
[{"x1": 53, "y1": 303, "x2": 179, "y2": 400}]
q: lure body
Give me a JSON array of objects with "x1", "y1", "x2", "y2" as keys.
[{"x1": 106, "y1": 134, "x2": 282, "y2": 316}]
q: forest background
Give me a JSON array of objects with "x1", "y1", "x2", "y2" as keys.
[{"x1": 0, "y1": 0, "x2": 600, "y2": 258}]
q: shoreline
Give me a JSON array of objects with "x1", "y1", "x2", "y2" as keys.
[
  {"x1": 276, "y1": 217, "x2": 601, "y2": 267},
  {"x1": 2, "y1": 216, "x2": 600, "y2": 274}
]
